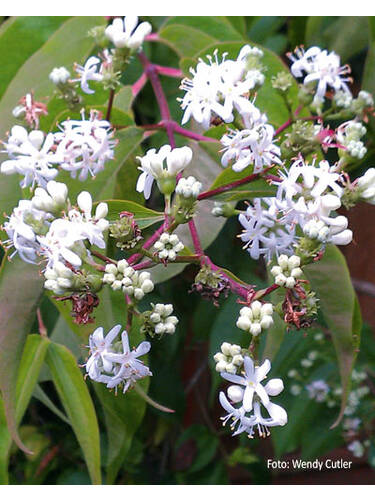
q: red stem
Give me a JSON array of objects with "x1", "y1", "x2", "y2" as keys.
[{"x1": 197, "y1": 168, "x2": 272, "y2": 201}]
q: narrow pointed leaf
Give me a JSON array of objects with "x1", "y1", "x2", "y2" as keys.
[{"x1": 46, "y1": 342, "x2": 102, "y2": 484}]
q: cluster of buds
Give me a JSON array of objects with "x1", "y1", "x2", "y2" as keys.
[
  {"x1": 236, "y1": 301, "x2": 273, "y2": 336},
  {"x1": 175, "y1": 176, "x2": 202, "y2": 199},
  {"x1": 337, "y1": 121, "x2": 367, "y2": 162},
  {"x1": 153, "y1": 232, "x2": 184, "y2": 262},
  {"x1": 280, "y1": 121, "x2": 321, "y2": 159},
  {"x1": 109, "y1": 212, "x2": 142, "y2": 250},
  {"x1": 44, "y1": 262, "x2": 102, "y2": 295},
  {"x1": 102, "y1": 259, "x2": 154, "y2": 300},
  {"x1": 271, "y1": 71, "x2": 293, "y2": 93},
  {"x1": 302, "y1": 219, "x2": 330, "y2": 242},
  {"x1": 49, "y1": 66, "x2": 82, "y2": 109},
  {"x1": 270, "y1": 254, "x2": 303, "y2": 288},
  {"x1": 190, "y1": 265, "x2": 230, "y2": 307},
  {"x1": 213, "y1": 342, "x2": 244, "y2": 374},
  {"x1": 141, "y1": 303, "x2": 179, "y2": 338}
]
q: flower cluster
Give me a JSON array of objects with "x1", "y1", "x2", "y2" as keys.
[
  {"x1": 288, "y1": 46, "x2": 352, "y2": 107},
  {"x1": 175, "y1": 176, "x2": 202, "y2": 199},
  {"x1": 219, "y1": 357, "x2": 287, "y2": 438},
  {"x1": 153, "y1": 232, "x2": 184, "y2": 262},
  {"x1": 1, "y1": 111, "x2": 115, "y2": 187},
  {"x1": 236, "y1": 301, "x2": 273, "y2": 336},
  {"x1": 221, "y1": 115, "x2": 281, "y2": 174},
  {"x1": 179, "y1": 46, "x2": 264, "y2": 129},
  {"x1": 102, "y1": 259, "x2": 154, "y2": 300},
  {"x1": 85, "y1": 324, "x2": 152, "y2": 393},
  {"x1": 213, "y1": 342, "x2": 244, "y2": 374},
  {"x1": 3, "y1": 181, "x2": 108, "y2": 271},
  {"x1": 141, "y1": 303, "x2": 179, "y2": 338},
  {"x1": 270, "y1": 254, "x2": 303, "y2": 288}
]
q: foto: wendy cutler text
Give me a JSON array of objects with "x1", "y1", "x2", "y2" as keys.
[{"x1": 267, "y1": 459, "x2": 352, "y2": 470}]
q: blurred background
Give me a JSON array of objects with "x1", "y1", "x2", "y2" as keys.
[{"x1": 1, "y1": 16, "x2": 375, "y2": 485}]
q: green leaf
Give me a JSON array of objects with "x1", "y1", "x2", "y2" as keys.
[
  {"x1": 103, "y1": 199, "x2": 164, "y2": 229},
  {"x1": 32, "y1": 384, "x2": 70, "y2": 425},
  {"x1": 0, "y1": 334, "x2": 50, "y2": 483},
  {"x1": 159, "y1": 17, "x2": 244, "y2": 58},
  {"x1": 208, "y1": 164, "x2": 277, "y2": 202},
  {"x1": 45, "y1": 342, "x2": 102, "y2": 484},
  {"x1": 306, "y1": 17, "x2": 369, "y2": 61},
  {"x1": 0, "y1": 16, "x2": 69, "y2": 100},
  {"x1": 363, "y1": 18, "x2": 375, "y2": 96},
  {"x1": 304, "y1": 245, "x2": 361, "y2": 428},
  {"x1": 0, "y1": 257, "x2": 44, "y2": 453}
]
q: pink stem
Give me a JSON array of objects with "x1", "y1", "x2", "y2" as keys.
[
  {"x1": 140, "y1": 121, "x2": 217, "y2": 143},
  {"x1": 133, "y1": 259, "x2": 155, "y2": 270},
  {"x1": 155, "y1": 65, "x2": 183, "y2": 78},
  {"x1": 132, "y1": 72, "x2": 148, "y2": 97},
  {"x1": 188, "y1": 219, "x2": 204, "y2": 256},
  {"x1": 145, "y1": 33, "x2": 160, "y2": 42}
]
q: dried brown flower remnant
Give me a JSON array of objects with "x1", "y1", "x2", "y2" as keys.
[{"x1": 55, "y1": 291, "x2": 99, "y2": 324}]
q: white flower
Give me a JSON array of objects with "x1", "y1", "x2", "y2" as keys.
[
  {"x1": 305, "y1": 380, "x2": 329, "y2": 402},
  {"x1": 1, "y1": 126, "x2": 60, "y2": 188},
  {"x1": 238, "y1": 198, "x2": 297, "y2": 261},
  {"x1": 219, "y1": 357, "x2": 287, "y2": 438},
  {"x1": 178, "y1": 47, "x2": 263, "y2": 129},
  {"x1": 55, "y1": 110, "x2": 115, "y2": 181},
  {"x1": 270, "y1": 254, "x2": 302, "y2": 288},
  {"x1": 32, "y1": 180, "x2": 68, "y2": 213},
  {"x1": 236, "y1": 301, "x2": 273, "y2": 336},
  {"x1": 221, "y1": 117, "x2": 281, "y2": 173},
  {"x1": 74, "y1": 56, "x2": 103, "y2": 94},
  {"x1": 175, "y1": 176, "x2": 202, "y2": 198},
  {"x1": 347, "y1": 440, "x2": 365, "y2": 458},
  {"x1": 105, "y1": 16, "x2": 151, "y2": 50},
  {"x1": 85, "y1": 324, "x2": 122, "y2": 381},
  {"x1": 2, "y1": 200, "x2": 50, "y2": 264},
  {"x1": 357, "y1": 167, "x2": 375, "y2": 204},
  {"x1": 37, "y1": 218, "x2": 85, "y2": 268},
  {"x1": 153, "y1": 232, "x2": 184, "y2": 261},
  {"x1": 49, "y1": 66, "x2": 71, "y2": 85},
  {"x1": 67, "y1": 191, "x2": 109, "y2": 249},
  {"x1": 343, "y1": 417, "x2": 361, "y2": 431},
  {"x1": 136, "y1": 145, "x2": 192, "y2": 199},
  {"x1": 289, "y1": 46, "x2": 352, "y2": 105},
  {"x1": 96, "y1": 329, "x2": 152, "y2": 393}
]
